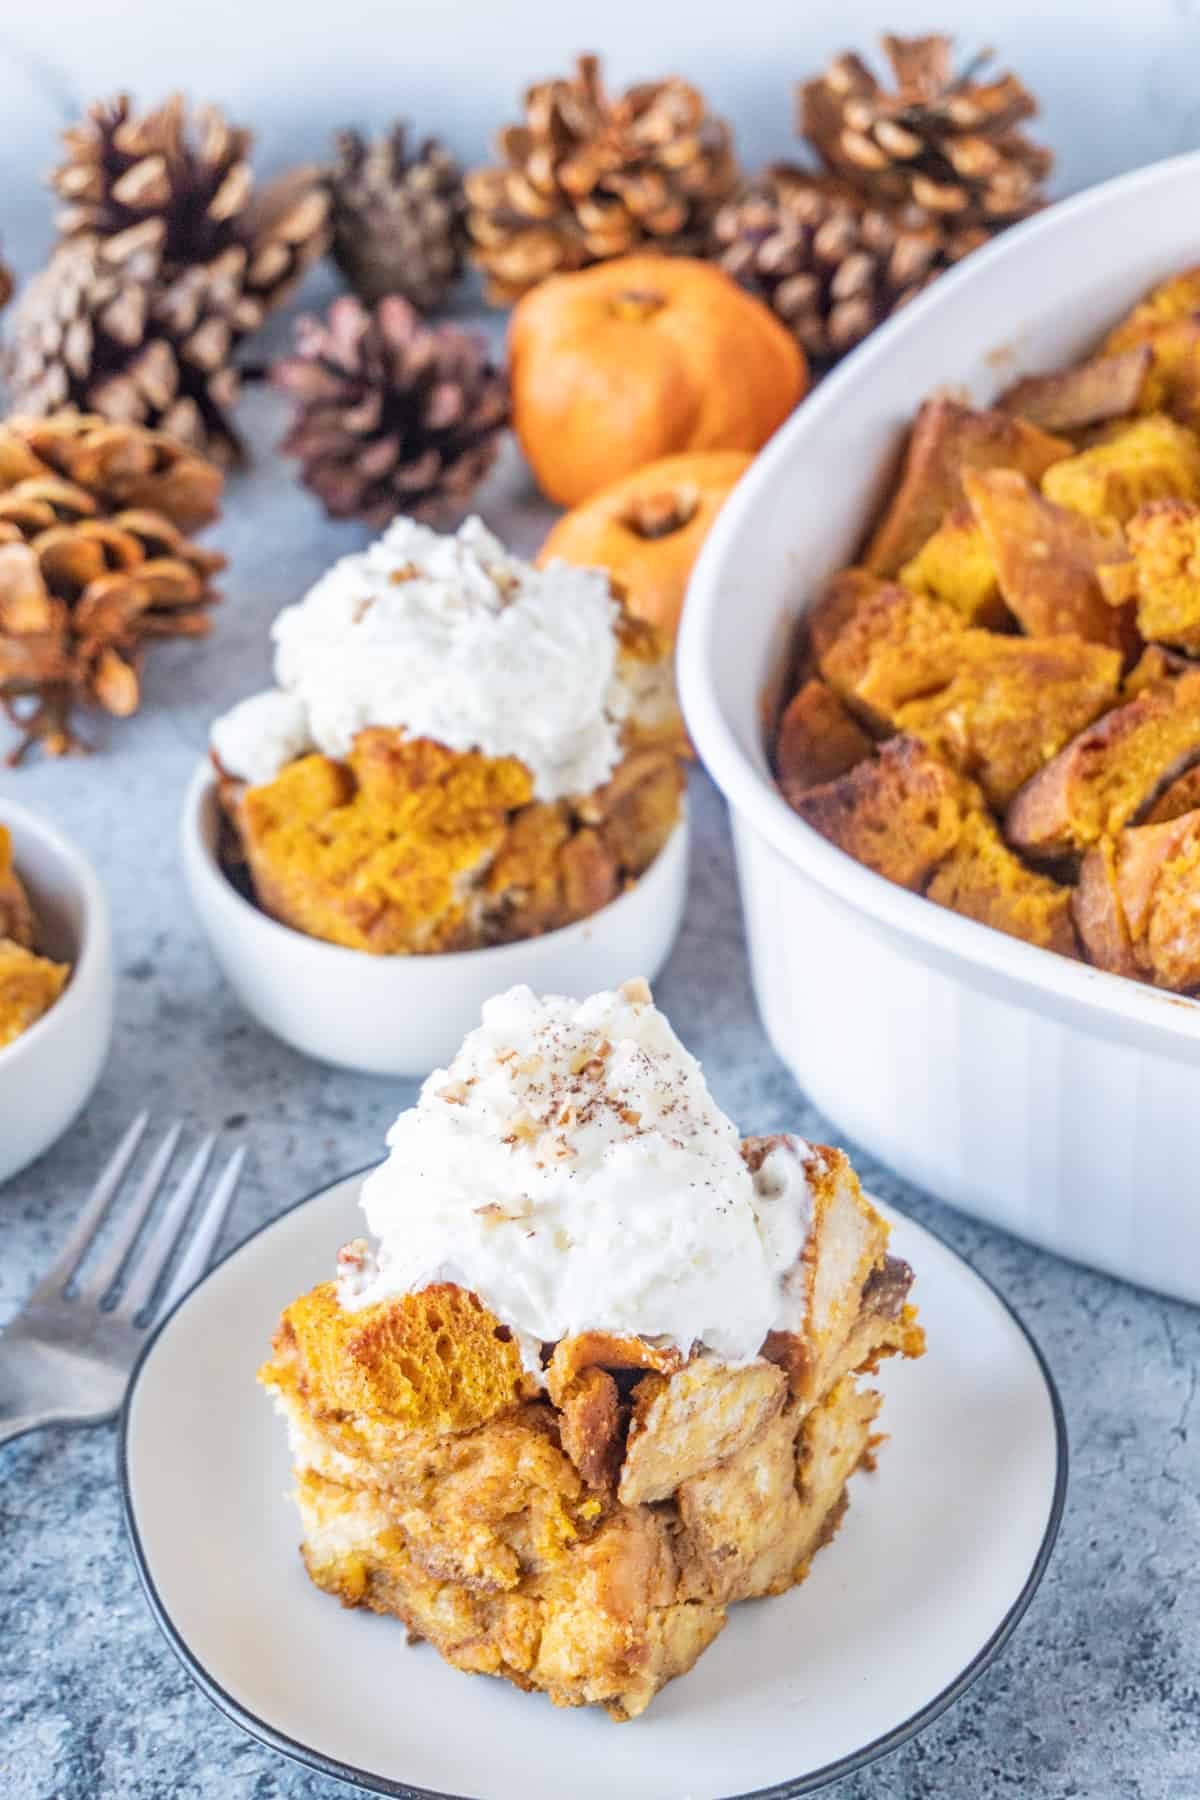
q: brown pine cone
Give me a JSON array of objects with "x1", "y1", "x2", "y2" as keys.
[
  {"x1": 328, "y1": 125, "x2": 467, "y2": 311},
  {"x1": 272, "y1": 295, "x2": 509, "y2": 527},
  {"x1": 7, "y1": 234, "x2": 257, "y2": 463},
  {"x1": 0, "y1": 412, "x2": 225, "y2": 762},
  {"x1": 712, "y1": 172, "x2": 944, "y2": 366},
  {"x1": 466, "y1": 53, "x2": 739, "y2": 305},
  {"x1": 8, "y1": 94, "x2": 329, "y2": 462},
  {"x1": 799, "y1": 35, "x2": 1051, "y2": 238},
  {"x1": 53, "y1": 94, "x2": 329, "y2": 314}
]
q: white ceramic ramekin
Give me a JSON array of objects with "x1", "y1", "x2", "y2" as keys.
[
  {"x1": 679, "y1": 152, "x2": 1200, "y2": 1306},
  {"x1": 181, "y1": 764, "x2": 689, "y2": 1078},
  {"x1": 0, "y1": 801, "x2": 114, "y2": 1184}
]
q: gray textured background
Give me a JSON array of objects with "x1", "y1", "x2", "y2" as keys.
[{"x1": 1, "y1": 191, "x2": 1199, "y2": 1800}]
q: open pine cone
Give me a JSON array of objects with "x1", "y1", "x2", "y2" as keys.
[
  {"x1": 328, "y1": 125, "x2": 467, "y2": 311},
  {"x1": 272, "y1": 295, "x2": 508, "y2": 527},
  {"x1": 713, "y1": 171, "x2": 944, "y2": 366},
  {"x1": 466, "y1": 53, "x2": 739, "y2": 304},
  {"x1": 6, "y1": 94, "x2": 330, "y2": 463},
  {"x1": 798, "y1": 35, "x2": 1051, "y2": 244},
  {"x1": 0, "y1": 412, "x2": 224, "y2": 762}
]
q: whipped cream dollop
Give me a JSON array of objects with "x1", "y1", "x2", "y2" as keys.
[
  {"x1": 210, "y1": 516, "x2": 635, "y2": 801},
  {"x1": 341, "y1": 982, "x2": 816, "y2": 1368}
]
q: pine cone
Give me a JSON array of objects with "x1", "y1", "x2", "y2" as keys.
[
  {"x1": 0, "y1": 250, "x2": 12, "y2": 314},
  {"x1": 466, "y1": 53, "x2": 739, "y2": 305},
  {"x1": 328, "y1": 125, "x2": 467, "y2": 311},
  {"x1": 713, "y1": 172, "x2": 944, "y2": 366},
  {"x1": 272, "y1": 295, "x2": 509, "y2": 527},
  {"x1": 799, "y1": 35, "x2": 1051, "y2": 240},
  {"x1": 7, "y1": 234, "x2": 255, "y2": 462},
  {"x1": 0, "y1": 412, "x2": 224, "y2": 762},
  {"x1": 7, "y1": 94, "x2": 330, "y2": 462}
]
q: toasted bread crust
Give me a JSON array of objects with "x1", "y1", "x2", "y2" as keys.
[
  {"x1": 775, "y1": 679, "x2": 873, "y2": 802},
  {"x1": 996, "y1": 347, "x2": 1153, "y2": 433},
  {"x1": 791, "y1": 737, "x2": 975, "y2": 889},
  {"x1": 1006, "y1": 662, "x2": 1200, "y2": 859},
  {"x1": 864, "y1": 398, "x2": 1070, "y2": 576},
  {"x1": 1074, "y1": 809, "x2": 1200, "y2": 990},
  {"x1": 963, "y1": 467, "x2": 1134, "y2": 652}
]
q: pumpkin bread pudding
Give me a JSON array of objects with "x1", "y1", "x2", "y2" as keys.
[
  {"x1": 211, "y1": 518, "x2": 685, "y2": 954},
  {"x1": 0, "y1": 825, "x2": 69, "y2": 1048},
  {"x1": 259, "y1": 981, "x2": 924, "y2": 1719},
  {"x1": 775, "y1": 264, "x2": 1200, "y2": 998}
]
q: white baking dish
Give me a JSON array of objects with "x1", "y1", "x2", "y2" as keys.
[{"x1": 679, "y1": 152, "x2": 1200, "y2": 1305}]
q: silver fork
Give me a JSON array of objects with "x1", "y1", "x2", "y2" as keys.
[{"x1": 0, "y1": 1115, "x2": 246, "y2": 1448}]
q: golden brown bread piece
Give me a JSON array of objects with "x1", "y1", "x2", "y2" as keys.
[
  {"x1": 1041, "y1": 414, "x2": 1200, "y2": 528},
  {"x1": 1100, "y1": 498, "x2": 1200, "y2": 653},
  {"x1": 1101, "y1": 267, "x2": 1200, "y2": 428},
  {"x1": 897, "y1": 504, "x2": 1007, "y2": 626},
  {"x1": 558, "y1": 1369, "x2": 626, "y2": 1490},
  {"x1": 0, "y1": 825, "x2": 35, "y2": 949},
  {"x1": 1005, "y1": 660, "x2": 1200, "y2": 859},
  {"x1": 618, "y1": 1357, "x2": 787, "y2": 1506},
  {"x1": 789, "y1": 736, "x2": 975, "y2": 889},
  {"x1": 1074, "y1": 811, "x2": 1200, "y2": 990},
  {"x1": 996, "y1": 347, "x2": 1153, "y2": 433},
  {"x1": 267, "y1": 1280, "x2": 537, "y2": 1442},
  {"x1": 775, "y1": 679, "x2": 873, "y2": 802},
  {"x1": 1145, "y1": 764, "x2": 1200, "y2": 824},
  {"x1": 863, "y1": 397, "x2": 1071, "y2": 576},
  {"x1": 790, "y1": 737, "x2": 1077, "y2": 954},
  {"x1": 963, "y1": 467, "x2": 1135, "y2": 652},
  {"x1": 807, "y1": 566, "x2": 890, "y2": 664},
  {"x1": 0, "y1": 938, "x2": 70, "y2": 1048},
  {"x1": 675, "y1": 1378, "x2": 878, "y2": 1607},
  {"x1": 815, "y1": 581, "x2": 1122, "y2": 808},
  {"x1": 925, "y1": 812, "x2": 1079, "y2": 957}
]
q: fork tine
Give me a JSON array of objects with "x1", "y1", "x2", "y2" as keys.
[
  {"x1": 115, "y1": 1134, "x2": 216, "y2": 1323},
  {"x1": 154, "y1": 1147, "x2": 247, "y2": 1320},
  {"x1": 76, "y1": 1122, "x2": 183, "y2": 1306},
  {"x1": 28, "y1": 1113, "x2": 150, "y2": 1301}
]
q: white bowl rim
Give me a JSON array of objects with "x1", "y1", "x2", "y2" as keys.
[
  {"x1": 0, "y1": 796, "x2": 111, "y2": 1072},
  {"x1": 678, "y1": 149, "x2": 1200, "y2": 1049},
  {"x1": 182, "y1": 759, "x2": 689, "y2": 974}
]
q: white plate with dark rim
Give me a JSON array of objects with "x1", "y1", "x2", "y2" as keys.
[{"x1": 120, "y1": 1170, "x2": 1067, "y2": 1800}]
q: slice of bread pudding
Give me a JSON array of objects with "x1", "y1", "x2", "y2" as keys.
[{"x1": 259, "y1": 984, "x2": 923, "y2": 1719}]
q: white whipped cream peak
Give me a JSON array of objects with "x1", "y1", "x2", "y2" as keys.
[
  {"x1": 210, "y1": 515, "x2": 635, "y2": 801},
  {"x1": 210, "y1": 689, "x2": 313, "y2": 788},
  {"x1": 342, "y1": 982, "x2": 815, "y2": 1366}
]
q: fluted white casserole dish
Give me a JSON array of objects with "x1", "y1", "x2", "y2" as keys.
[{"x1": 679, "y1": 152, "x2": 1200, "y2": 1305}]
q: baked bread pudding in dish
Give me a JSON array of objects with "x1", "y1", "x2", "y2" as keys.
[
  {"x1": 0, "y1": 824, "x2": 69, "y2": 1049},
  {"x1": 259, "y1": 979, "x2": 923, "y2": 1719},
  {"x1": 774, "y1": 264, "x2": 1200, "y2": 997},
  {"x1": 211, "y1": 518, "x2": 684, "y2": 953}
]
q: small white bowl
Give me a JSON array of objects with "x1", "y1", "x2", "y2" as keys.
[
  {"x1": 0, "y1": 802, "x2": 114, "y2": 1185},
  {"x1": 181, "y1": 763, "x2": 689, "y2": 1078}
]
